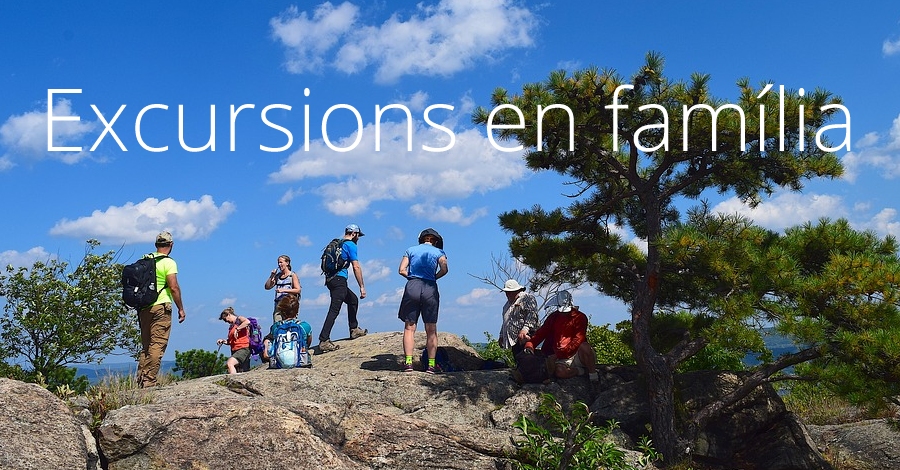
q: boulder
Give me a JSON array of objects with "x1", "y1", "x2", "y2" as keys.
[
  {"x1": 0, "y1": 378, "x2": 99, "y2": 470},
  {"x1": 807, "y1": 419, "x2": 900, "y2": 469}
]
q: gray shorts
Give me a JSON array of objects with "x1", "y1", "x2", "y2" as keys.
[
  {"x1": 398, "y1": 278, "x2": 440, "y2": 324},
  {"x1": 231, "y1": 347, "x2": 251, "y2": 372}
]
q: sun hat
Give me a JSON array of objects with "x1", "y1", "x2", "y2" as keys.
[
  {"x1": 545, "y1": 290, "x2": 574, "y2": 313},
  {"x1": 502, "y1": 279, "x2": 526, "y2": 292}
]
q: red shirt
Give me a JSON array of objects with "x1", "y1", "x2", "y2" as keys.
[
  {"x1": 524, "y1": 308, "x2": 588, "y2": 360},
  {"x1": 227, "y1": 318, "x2": 250, "y2": 352}
]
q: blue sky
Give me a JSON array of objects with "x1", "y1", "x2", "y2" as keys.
[{"x1": 2, "y1": 1, "x2": 900, "y2": 364}]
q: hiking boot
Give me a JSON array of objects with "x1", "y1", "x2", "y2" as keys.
[
  {"x1": 425, "y1": 364, "x2": 442, "y2": 375},
  {"x1": 403, "y1": 363, "x2": 414, "y2": 373},
  {"x1": 318, "y1": 340, "x2": 340, "y2": 353},
  {"x1": 350, "y1": 327, "x2": 368, "y2": 339}
]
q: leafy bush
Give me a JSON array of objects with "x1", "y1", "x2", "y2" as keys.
[
  {"x1": 173, "y1": 349, "x2": 228, "y2": 379},
  {"x1": 513, "y1": 393, "x2": 660, "y2": 470},
  {"x1": 586, "y1": 323, "x2": 634, "y2": 366}
]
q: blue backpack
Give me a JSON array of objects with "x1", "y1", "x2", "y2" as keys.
[{"x1": 270, "y1": 320, "x2": 311, "y2": 369}]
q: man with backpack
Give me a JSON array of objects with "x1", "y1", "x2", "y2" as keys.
[
  {"x1": 318, "y1": 224, "x2": 368, "y2": 353},
  {"x1": 136, "y1": 231, "x2": 185, "y2": 388}
]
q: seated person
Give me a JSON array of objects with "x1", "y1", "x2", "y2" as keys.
[
  {"x1": 216, "y1": 307, "x2": 252, "y2": 374},
  {"x1": 262, "y1": 294, "x2": 312, "y2": 368},
  {"x1": 523, "y1": 290, "x2": 598, "y2": 382}
]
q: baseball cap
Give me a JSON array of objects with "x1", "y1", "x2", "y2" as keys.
[
  {"x1": 156, "y1": 231, "x2": 173, "y2": 244},
  {"x1": 345, "y1": 224, "x2": 365, "y2": 236}
]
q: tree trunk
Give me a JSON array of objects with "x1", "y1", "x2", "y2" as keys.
[{"x1": 632, "y1": 199, "x2": 689, "y2": 465}]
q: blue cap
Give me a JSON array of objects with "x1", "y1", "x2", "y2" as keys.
[{"x1": 345, "y1": 224, "x2": 365, "y2": 236}]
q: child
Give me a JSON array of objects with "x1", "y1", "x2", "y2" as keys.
[{"x1": 217, "y1": 307, "x2": 252, "y2": 374}]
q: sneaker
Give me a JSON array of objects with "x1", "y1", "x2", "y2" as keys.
[
  {"x1": 350, "y1": 327, "x2": 368, "y2": 339},
  {"x1": 318, "y1": 340, "x2": 340, "y2": 353},
  {"x1": 403, "y1": 363, "x2": 414, "y2": 373},
  {"x1": 425, "y1": 365, "x2": 442, "y2": 375}
]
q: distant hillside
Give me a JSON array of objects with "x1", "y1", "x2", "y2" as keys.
[{"x1": 76, "y1": 361, "x2": 177, "y2": 384}]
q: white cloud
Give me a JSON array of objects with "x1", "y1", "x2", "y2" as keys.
[
  {"x1": 859, "y1": 208, "x2": 900, "y2": 239},
  {"x1": 270, "y1": 2, "x2": 360, "y2": 74},
  {"x1": 0, "y1": 246, "x2": 54, "y2": 269},
  {"x1": 841, "y1": 114, "x2": 900, "y2": 182},
  {"x1": 456, "y1": 287, "x2": 494, "y2": 306},
  {"x1": 0, "y1": 98, "x2": 96, "y2": 168},
  {"x1": 296, "y1": 235, "x2": 313, "y2": 247},
  {"x1": 712, "y1": 192, "x2": 847, "y2": 231},
  {"x1": 409, "y1": 203, "x2": 488, "y2": 226},
  {"x1": 883, "y1": 36, "x2": 900, "y2": 56},
  {"x1": 271, "y1": 0, "x2": 537, "y2": 83},
  {"x1": 278, "y1": 187, "x2": 304, "y2": 205},
  {"x1": 220, "y1": 297, "x2": 237, "y2": 307},
  {"x1": 269, "y1": 105, "x2": 528, "y2": 219},
  {"x1": 374, "y1": 287, "x2": 404, "y2": 306},
  {"x1": 48, "y1": 195, "x2": 236, "y2": 243}
]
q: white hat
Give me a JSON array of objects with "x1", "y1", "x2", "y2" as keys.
[
  {"x1": 546, "y1": 290, "x2": 574, "y2": 313},
  {"x1": 501, "y1": 279, "x2": 526, "y2": 292}
]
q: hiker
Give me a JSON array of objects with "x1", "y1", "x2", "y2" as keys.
[
  {"x1": 137, "y1": 231, "x2": 186, "y2": 388},
  {"x1": 498, "y1": 279, "x2": 539, "y2": 358},
  {"x1": 318, "y1": 224, "x2": 368, "y2": 353},
  {"x1": 398, "y1": 228, "x2": 448, "y2": 374},
  {"x1": 523, "y1": 290, "x2": 599, "y2": 383},
  {"x1": 217, "y1": 307, "x2": 252, "y2": 374},
  {"x1": 264, "y1": 254, "x2": 301, "y2": 322},
  {"x1": 263, "y1": 294, "x2": 313, "y2": 368}
]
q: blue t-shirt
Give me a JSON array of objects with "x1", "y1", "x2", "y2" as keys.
[
  {"x1": 338, "y1": 240, "x2": 359, "y2": 278},
  {"x1": 404, "y1": 243, "x2": 446, "y2": 281}
]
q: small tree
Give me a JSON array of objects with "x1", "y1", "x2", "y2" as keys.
[
  {"x1": 173, "y1": 349, "x2": 228, "y2": 379},
  {"x1": 474, "y1": 52, "x2": 855, "y2": 462},
  {"x1": 0, "y1": 240, "x2": 139, "y2": 383}
]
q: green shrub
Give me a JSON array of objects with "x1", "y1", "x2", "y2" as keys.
[
  {"x1": 586, "y1": 323, "x2": 635, "y2": 366},
  {"x1": 513, "y1": 393, "x2": 660, "y2": 470},
  {"x1": 173, "y1": 349, "x2": 228, "y2": 379}
]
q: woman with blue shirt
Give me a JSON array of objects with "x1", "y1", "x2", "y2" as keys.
[{"x1": 398, "y1": 228, "x2": 448, "y2": 374}]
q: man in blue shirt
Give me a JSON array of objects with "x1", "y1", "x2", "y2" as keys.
[
  {"x1": 318, "y1": 224, "x2": 368, "y2": 353},
  {"x1": 398, "y1": 228, "x2": 448, "y2": 373}
]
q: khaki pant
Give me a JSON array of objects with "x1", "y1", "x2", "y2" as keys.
[{"x1": 137, "y1": 302, "x2": 172, "y2": 387}]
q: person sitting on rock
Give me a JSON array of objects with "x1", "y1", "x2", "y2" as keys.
[
  {"x1": 262, "y1": 294, "x2": 313, "y2": 368},
  {"x1": 523, "y1": 290, "x2": 598, "y2": 383}
]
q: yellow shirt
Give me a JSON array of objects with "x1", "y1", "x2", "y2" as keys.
[{"x1": 149, "y1": 252, "x2": 178, "y2": 305}]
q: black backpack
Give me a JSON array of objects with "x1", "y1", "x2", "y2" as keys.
[
  {"x1": 320, "y1": 238, "x2": 348, "y2": 277},
  {"x1": 121, "y1": 254, "x2": 168, "y2": 309}
]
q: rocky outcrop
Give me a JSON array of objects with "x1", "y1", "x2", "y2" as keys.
[
  {"x1": 3, "y1": 331, "x2": 895, "y2": 469},
  {"x1": 807, "y1": 419, "x2": 900, "y2": 470},
  {"x1": 0, "y1": 378, "x2": 99, "y2": 470}
]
